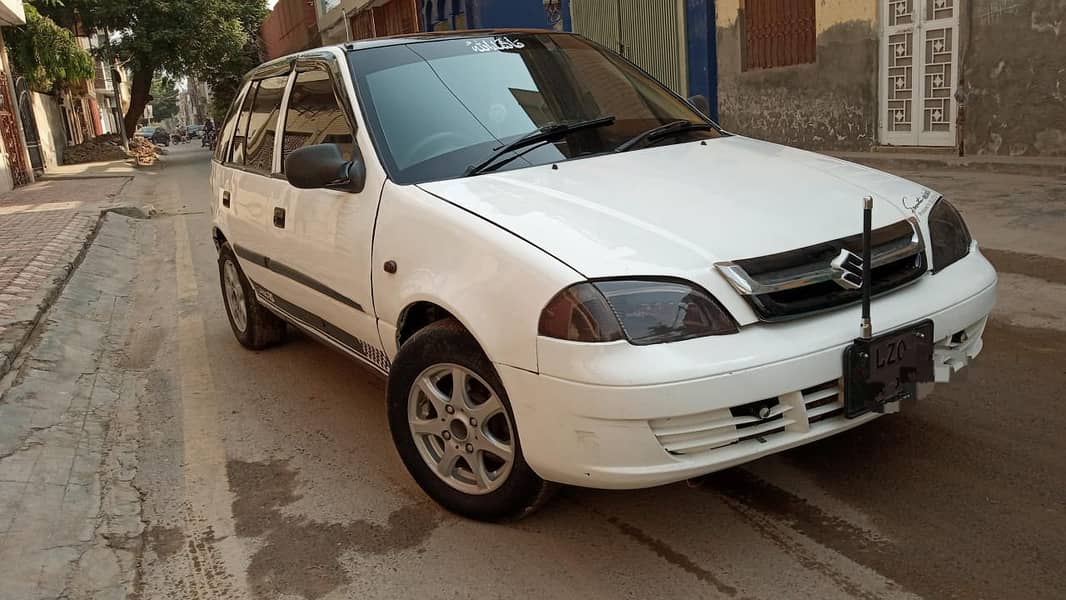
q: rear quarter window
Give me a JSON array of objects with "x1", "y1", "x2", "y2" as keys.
[
  {"x1": 243, "y1": 75, "x2": 289, "y2": 174},
  {"x1": 215, "y1": 83, "x2": 250, "y2": 163},
  {"x1": 229, "y1": 80, "x2": 258, "y2": 165}
]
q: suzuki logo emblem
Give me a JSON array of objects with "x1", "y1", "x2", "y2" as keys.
[{"x1": 830, "y1": 249, "x2": 864, "y2": 290}]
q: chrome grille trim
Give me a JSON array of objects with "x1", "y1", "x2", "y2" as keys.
[{"x1": 715, "y1": 217, "x2": 926, "y2": 296}]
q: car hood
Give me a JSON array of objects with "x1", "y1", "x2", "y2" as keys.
[{"x1": 417, "y1": 136, "x2": 936, "y2": 278}]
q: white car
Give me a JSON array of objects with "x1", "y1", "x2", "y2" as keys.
[{"x1": 210, "y1": 31, "x2": 995, "y2": 521}]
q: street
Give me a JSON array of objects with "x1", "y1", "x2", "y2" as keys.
[{"x1": 3, "y1": 143, "x2": 1065, "y2": 599}]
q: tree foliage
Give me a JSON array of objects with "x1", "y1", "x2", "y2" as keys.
[
  {"x1": 64, "y1": 0, "x2": 267, "y2": 133},
  {"x1": 149, "y1": 74, "x2": 178, "y2": 122},
  {"x1": 4, "y1": 3, "x2": 95, "y2": 92}
]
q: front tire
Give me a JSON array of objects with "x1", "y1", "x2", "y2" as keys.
[
  {"x1": 218, "y1": 244, "x2": 286, "y2": 350},
  {"x1": 387, "y1": 319, "x2": 556, "y2": 521}
]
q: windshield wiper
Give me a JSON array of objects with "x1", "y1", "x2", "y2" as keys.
[
  {"x1": 614, "y1": 120, "x2": 713, "y2": 153},
  {"x1": 464, "y1": 115, "x2": 616, "y2": 177}
]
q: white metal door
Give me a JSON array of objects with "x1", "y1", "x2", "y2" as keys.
[{"x1": 880, "y1": 0, "x2": 959, "y2": 146}]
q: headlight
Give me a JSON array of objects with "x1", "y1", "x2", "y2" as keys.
[
  {"x1": 928, "y1": 198, "x2": 972, "y2": 272},
  {"x1": 539, "y1": 279, "x2": 738, "y2": 345}
]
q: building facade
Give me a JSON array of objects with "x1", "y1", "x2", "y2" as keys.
[
  {"x1": 262, "y1": 0, "x2": 322, "y2": 60},
  {"x1": 315, "y1": 1, "x2": 572, "y2": 45},
  {"x1": 713, "y1": 0, "x2": 1066, "y2": 155},
  {"x1": 178, "y1": 78, "x2": 212, "y2": 126},
  {"x1": 0, "y1": 0, "x2": 30, "y2": 190},
  {"x1": 305, "y1": 1, "x2": 1064, "y2": 157}
]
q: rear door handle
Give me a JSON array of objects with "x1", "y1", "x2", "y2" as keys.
[
  {"x1": 273, "y1": 207, "x2": 286, "y2": 228},
  {"x1": 221, "y1": 191, "x2": 230, "y2": 208}
]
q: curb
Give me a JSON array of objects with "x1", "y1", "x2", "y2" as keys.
[
  {"x1": 827, "y1": 153, "x2": 1066, "y2": 178},
  {"x1": 0, "y1": 208, "x2": 141, "y2": 380},
  {"x1": 37, "y1": 174, "x2": 136, "y2": 182}
]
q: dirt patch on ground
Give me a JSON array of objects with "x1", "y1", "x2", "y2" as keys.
[
  {"x1": 144, "y1": 525, "x2": 185, "y2": 560},
  {"x1": 226, "y1": 459, "x2": 440, "y2": 600}
]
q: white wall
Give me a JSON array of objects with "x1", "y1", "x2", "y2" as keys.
[{"x1": 30, "y1": 92, "x2": 66, "y2": 169}]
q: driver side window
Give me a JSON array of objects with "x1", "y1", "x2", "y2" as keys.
[{"x1": 281, "y1": 68, "x2": 355, "y2": 171}]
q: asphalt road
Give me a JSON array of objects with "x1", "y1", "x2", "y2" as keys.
[{"x1": 130, "y1": 144, "x2": 1065, "y2": 599}]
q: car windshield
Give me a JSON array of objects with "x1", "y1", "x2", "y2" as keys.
[{"x1": 348, "y1": 33, "x2": 721, "y2": 184}]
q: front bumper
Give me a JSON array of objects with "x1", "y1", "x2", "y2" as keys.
[{"x1": 499, "y1": 251, "x2": 996, "y2": 489}]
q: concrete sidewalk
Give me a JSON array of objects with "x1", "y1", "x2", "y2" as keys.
[
  {"x1": 0, "y1": 214, "x2": 142, "y2": 600},
  {"x1": 0, "y1": 174, "x2": 133, "y2": 377}
]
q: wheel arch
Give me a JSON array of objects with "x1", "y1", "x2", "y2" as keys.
[
  {"x1": 372, "y1": 181, "x2": 585, "y2": 373},
  {"x1": 212, "y1": 225, "x2": 228, "y2": 250},
  {"x1": 394, "y1": 298, "x2": 491, "y2": 360}
]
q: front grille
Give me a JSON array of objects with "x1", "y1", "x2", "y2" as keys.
[
  {"x1": 649, "y1": 380, "x2": 845, "y2": 457},
  {"x1": 716, "y1": 219, "x2": 927, "y2": 321}
]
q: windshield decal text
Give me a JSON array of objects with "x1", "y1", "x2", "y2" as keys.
[{"x1": 467, "y1": 36, "x2": 526, "y2": 53}]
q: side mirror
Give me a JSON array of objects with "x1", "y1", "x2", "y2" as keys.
[
  {"x1": 284, "y1": 143, "x2": 366, "y2": 193},
  {"x1": 688, "y1": 94, "x2": 711, "y2": 118}
]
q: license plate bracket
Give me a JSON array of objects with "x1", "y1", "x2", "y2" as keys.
[{"x1": 842, "y1": 320, "x2": 935, "y2": 418}]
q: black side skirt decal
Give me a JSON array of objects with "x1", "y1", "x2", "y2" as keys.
[
  {"x1": 233, "y1": 244, "x2": 365, "y2": 313},
  {"x1": 252, "y1": 282, "x2": 391, "y2": 374}
]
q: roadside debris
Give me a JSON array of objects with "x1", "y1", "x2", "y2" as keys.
[
  {"x1": 63, "y1": 133, "x2": 167, "y2": 166},
  {"x1": 129, "y1": 135, "x2": 166, "y2": 166}
]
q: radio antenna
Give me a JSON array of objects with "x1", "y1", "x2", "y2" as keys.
[{"x1": 860, "y1": 195, "x2": 873, "y2": 340}]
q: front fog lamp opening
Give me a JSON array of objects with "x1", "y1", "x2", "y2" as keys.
[
  {"x1": 928, "y1": 198, "x2": 972, "y2": 273},
  {"x1": 538, "y1": 279, "x2": 738, "y2": 345}
]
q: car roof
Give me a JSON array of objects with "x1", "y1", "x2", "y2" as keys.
[{"x1": 254, "y1": 29, "x2": 573, "y2": 74}]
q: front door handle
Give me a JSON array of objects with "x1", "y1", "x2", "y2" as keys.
[
  {"x1": 273, "y1": 207, "x2": 286, "y2": 228},
  {"x1": 221, "y1": 191, "x2": 230, "y2": 208}
]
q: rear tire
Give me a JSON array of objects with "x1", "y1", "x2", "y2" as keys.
[
  {"x1": 218, "y1": 244, "x2": 286, "y2": 350},
  {"x1": 387, "y1": 319, "x2": 556, "y2": 521}
]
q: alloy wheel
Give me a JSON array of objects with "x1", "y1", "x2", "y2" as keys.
[
  {"x1": 408, "y1": 364, "x2": 515, "y2": 495},
  {"x1": 223, "y1": 259, "x2": 248, "y2": 333}
]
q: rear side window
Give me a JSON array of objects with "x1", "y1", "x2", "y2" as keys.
[
  {"x1": 243, "y1": 75, "x2": 289, "y2": 174},
  {"x1": 281, "y1": 68, "x2": 354, "y2": 170}
]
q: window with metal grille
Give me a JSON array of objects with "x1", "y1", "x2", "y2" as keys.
[{"x1": 743, "y1": 0, "x2": 817, "y2": 71}]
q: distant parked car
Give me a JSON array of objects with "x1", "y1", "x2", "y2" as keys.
[
  {"x1": 135, "y1": 126, "x2": 170, "y2": 146},
  {"x1": 187, "y1": 124, "x2": 203, "y2": 138}
]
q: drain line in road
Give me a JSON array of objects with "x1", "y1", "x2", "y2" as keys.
[{"x1": 174, "y1": 214, "x2": 253, "y2": 598}]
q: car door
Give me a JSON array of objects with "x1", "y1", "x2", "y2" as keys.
[
  {"x1": 220, "y1": 68, "x2": 304, "y2": 304},
  {"x1": 272, "y1": 56, "x2": 385, "y2": 369}
]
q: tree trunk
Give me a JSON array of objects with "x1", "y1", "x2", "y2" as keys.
[{"x1": 123, "y1": 66, "x2": 155, "y2": 135}]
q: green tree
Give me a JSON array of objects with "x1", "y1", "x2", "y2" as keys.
[
  {"x1": 149, "y1": 75, "x2": 178, "y2": 122},
  {"x1": 4, "y1": 3, "x2": 94, "y2": 92},
  {"x1": 67, "y1": 0, "x2": 267, "y2": 134}
]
